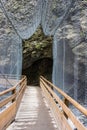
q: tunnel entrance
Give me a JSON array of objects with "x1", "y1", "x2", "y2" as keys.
[
  {"x1": 22, "y1": 26, "x2": 53, "y2": 85},
  {"x1": 22, "y1": 58, "x2": 53, "y2": 85}
]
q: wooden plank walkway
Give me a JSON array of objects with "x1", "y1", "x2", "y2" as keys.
[{"x1": 7, "y1": 86, "x2": 58, "y2": 130}]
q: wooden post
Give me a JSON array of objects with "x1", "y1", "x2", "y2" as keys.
[
  {"x1": 12, "y1": 88, "x2": 16, "y2": 102},
  {"x1": 63, "y1": 98, "x2": 69, "y2": 119}
]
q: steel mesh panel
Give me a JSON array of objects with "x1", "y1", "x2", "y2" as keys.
[
  {"x1": 42, "y1": 0, "x2": 72, "y2": 35},
  {"x1": 52, "y1": 0, "x2": 87, "y2": 103},
  {"x1": 0, "y1": 3, "x2": 22, "y2": 88},
  {"x1": 1, "y1": 0, "x2": 42, "y2": 39}
]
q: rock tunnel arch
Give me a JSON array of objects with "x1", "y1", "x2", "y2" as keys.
[{"x1": 22, "y1": 26, "x2": 53, "y2": 85}]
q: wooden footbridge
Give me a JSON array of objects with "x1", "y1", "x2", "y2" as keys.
[{"x1": 0, "y1": 76, "x2": 87, "y2": 130}]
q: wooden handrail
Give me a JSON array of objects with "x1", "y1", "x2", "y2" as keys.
[
  {"x1": 0, "y1": 75, "x2": 27, "y2": 130},
  {"x1": 40, "y1": 76, "x2": 87, "y2": 130},
  {"x1": 0, "y1": 86, "x2": 16, "y2": 96},
  {"x1": 0, "y1": 94, "x2": 16, "y2": 108},
  {"x1": 0, "y1": 75, "x2": 26, "y2": 97},
  {"x1": 40, "y1": 76, "x2": 87, "y2": 116}
]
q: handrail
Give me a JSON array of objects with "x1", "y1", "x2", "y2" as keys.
[
  {"x1": 40, "y1": 76, "x2": 87, "y2": 116},
  {"x1": 0, "y1": 75, "x2": 27, "y2": 130},
  {"x1": 0, "y1": 86, "x2": 16, "y2": 97},
  {"x1": 40, "y1": 76, "x2": 87, "y2": 130}
]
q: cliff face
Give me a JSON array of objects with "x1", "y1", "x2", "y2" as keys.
[
  {"x1": 61, "y1": 1, "x2": 87, "y2": 57},
  {"x1": 52, "y1": 0, "x2": 87, "y2": 101},
  {"x1": 0, "y1": 0, "x2": 42, "y2": 39}
]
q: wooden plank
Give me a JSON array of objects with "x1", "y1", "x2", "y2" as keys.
[
  {"x1": 16, "y1": 84, "x2": 26, "y2": 111},
  {"x1": 0, "y1": 102, "x2": 16, "y2": 130},
  {"x1": 40, "y1": 79, "x2": 87, "y2": 130},
  {"x1": 7, "y1": 86, "x2": 58, "y2": 130},
  {"x1": 41, "y1": 82, "x2": 62, "y2": 129},
  {"x1": 43, "y1": 85, "x2": 62, "y2": 130},
  {"x1": 41, "y1": 82, "x2": 72, "y2": 130}
]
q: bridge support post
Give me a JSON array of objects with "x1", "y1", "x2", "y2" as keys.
[
  {"x1": 63, "y1": 98, "x2": 69, "y2": 119},
  {"x1": 12, "y1": 88, "x2": 16, "y2": 102}
]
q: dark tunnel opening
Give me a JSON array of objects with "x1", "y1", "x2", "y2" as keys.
[{"x1": 22, "y1": 57, "x2": 53, "y2": 85}]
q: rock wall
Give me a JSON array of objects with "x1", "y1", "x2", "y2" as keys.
[{"x1": 53, "y1": 0, "x2": 87, "y2": 102}]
